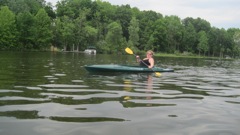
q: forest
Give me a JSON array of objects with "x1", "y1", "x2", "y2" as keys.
[{"x1": 0, "y1": 0, "x2": 240, "y2": 58}]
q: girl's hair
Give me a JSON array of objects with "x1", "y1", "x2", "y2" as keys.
[{"x1": 147, "y1": 50, "x2": 154, "y2": 56}]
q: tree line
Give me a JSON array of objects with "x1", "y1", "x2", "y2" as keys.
[{"x1": 0, "y1": 0, "x2": 240, "y2": 58}]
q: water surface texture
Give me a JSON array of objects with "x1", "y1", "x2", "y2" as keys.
[{"x1": 0, "y1": 52, "x2": 239, "y2": 135}]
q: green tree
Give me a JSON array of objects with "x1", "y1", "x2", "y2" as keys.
[
  {"x1": 182, "y1": 22, "x2": 197, "y2": 53},
  {"x1": 231, "y1": 30, "x2": 240, "y2": 58},
  {"x1": 73, "y1": 8, "x2": 90, "y2": 51},
  {"x1": 16, "y1": 11, "x2": 34, "y2": 50},
  {"x1": 57, "y1": 16, "x2": 75, "y2": 51},
  {"x1": 84, "y1": 26, "x2": 98, "y2": 47},
  {"x1": 208, "y1": 27, "x2": 221, "y2": 57},
  {"x1": 105, "y1": 21, "x2": 126, "y2": 53},
  {"x1": 56, "y1": 0, "x2": 93, "y2": 19},
  {"x1": 31, "y1": 8, "x2": 52, "y2": 50},
  {"x1": 56, "y1": 0, "x2": 75, "y2": 19},
  {"x1": 44, "y1": 2, "x2": 56, "y2": 19},
  {"x1": 183, "y1": 17, "x2": 211, "y2": 33},
  {"x1": 52, "y1": 18, "x2": 61, "y2": 48},
  {"x1": 217, "y1": 29, "x2": 233, "y2": 58},
  {"x1": 0, "y1": 6, "x2": 17, "y2": 50},
  {"x1": 164, "y1": 15, "x2": 183, "y2": 53},
  {"x1": 94, "y1": 0, "x2": 116, "y2": 40},
  {"x1": 197, "y1": 31, "x2": 208, "y2": 56},
  {"x1": 4, "y1": 0, "x2": 43, "y2": 14},
  {"x1": 115, "y1": 5, "x2": 132, "y2": 41},
  {"x1": 0, "y1": 0, "x2": 238, "y2": 55},
  {"x1": 150, "y1": 18, "x2": 167, "y2": 52},
  {"x1": 233, "y1": 31, "x2": 240, "y2": 58},
  {"x1": 128, "y1": 17, "x2": 139, "y2": 50},
  {"x1": 138, "y1": 10, "x2": 163, "y2": 50}
]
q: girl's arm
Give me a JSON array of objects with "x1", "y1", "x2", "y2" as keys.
[{"x1": 148, "y1": 58, "x2": 154, "y2": 68}]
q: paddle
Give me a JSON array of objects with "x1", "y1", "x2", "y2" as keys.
[{"x1": 125, "y1": 47, "x2": 161, "y2": 77}]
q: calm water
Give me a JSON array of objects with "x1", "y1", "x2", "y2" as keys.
[{"x1": 0, "y1": 52, "x2": 240, "y2": 135}]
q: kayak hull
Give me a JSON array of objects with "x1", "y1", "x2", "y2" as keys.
[{"x1": 84, "y1": 64, "x2": 174, "y2": 73}]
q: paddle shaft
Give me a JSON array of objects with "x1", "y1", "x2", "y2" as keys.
[{"x1": 136, "y1": 55, "x2": 151, "y2": 68}]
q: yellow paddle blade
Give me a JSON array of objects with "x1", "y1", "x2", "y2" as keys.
[
  {"x1": 125, "y1": 47, "x2": 133, "y2": 55},
  {"x1": 124, "y1": 96, "x2": 131, "y2": 100},
  {"x1": 155, "y1": 72, "x2": 161, "y2": 77}
]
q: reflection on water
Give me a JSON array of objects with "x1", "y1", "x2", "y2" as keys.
[{"x1": 0, "y1": 52, "x2": 240, "y2": 135}]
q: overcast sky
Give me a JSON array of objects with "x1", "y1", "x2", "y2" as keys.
[{"x1": 45, "y1": 0, "x2": 240, "y2": 29}]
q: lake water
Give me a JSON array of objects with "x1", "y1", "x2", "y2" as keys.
[{"x1": 0, "y1": 52, "x2": 240, "y2": 135}]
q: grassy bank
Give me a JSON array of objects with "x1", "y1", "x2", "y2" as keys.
[{"x1": 154, "y1": 52, "x2": 220, "y2": 59}]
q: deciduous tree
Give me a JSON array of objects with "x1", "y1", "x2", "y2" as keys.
[
  {"x1": 0, "y1": 6, "x2": 17, "y2": 50},
  {"x1": 31, "y1": 8, "x2": 52, "y2": 50}
]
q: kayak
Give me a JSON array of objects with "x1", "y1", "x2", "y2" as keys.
[{"x1": 84, "y1": 64, "x2": 174, "y2": 73}]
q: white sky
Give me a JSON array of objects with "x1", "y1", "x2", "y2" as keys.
[{"x1": 45, "y1": 0, "x2": 240, "y2": 29}]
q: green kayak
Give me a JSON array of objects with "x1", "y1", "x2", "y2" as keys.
[{"x1": 84, "y1": 64, "x2": 174, "y2": 73}]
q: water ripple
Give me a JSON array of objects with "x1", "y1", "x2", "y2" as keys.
[{"x1": 1, "y1": 55, "x2": 240, "y2": 135}]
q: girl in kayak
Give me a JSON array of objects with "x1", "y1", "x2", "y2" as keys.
[{"x1": 136, "y1": 50, "x2": 155, "y2": 68}]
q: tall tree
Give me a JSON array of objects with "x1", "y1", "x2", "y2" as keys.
[
  {"x1": 84, "y1": 26, "x2": 98, "y2": 47},
  {"x1": 0, "y1": 6, "x2": 17, "y2": 50},
  {"x1": 217, "y1": 29, "x2": 233, "y2": 58},
  {"x1": 4, "y1": 0, "x2": 43, "y2": 14},
  {"x1": 182, "y1": 22, "x2": 197, "y2": 53},
  {"x1": 232, "y1": 30, "x2": 240, "y2": 58},
  {"x1": 57, "y1": 16, "x2": 75, "y2": 51},
  {"x1": 138, "y1": 10, "x2": 163, "y2": 50},
  {"x1": 164, "y1": 15, "x2": 183, "y2": 53},
  {"x1": 56, "y1": 0, "x2": 93, "y2": 19},
  {"x1": 208, "y1": 27, "x2": 220, "y2": 57},
  {"x1": 197, "y1": 31, "x2": 208, "y2": 56},
  {"x1": 16, "y1": 11, "x2": 34, "y2": 49},
  {"x1": 31, "y1": 8, "x2": 52, "y2": 50},
  {"x1": 115, "y1": 5, "x2": 132, "y2": 41},
  {"x1": 44, "y1": 2, "x2": 56, "y2": 19},
  {"x1": 105, "y1": 21, "x2": 126, "y2": 53},
  {"x1": 94, "y1": 0, "x2": 116, "y2": 40},
  {"x1": 73, "y1": 8, "x2": 90, "y2": 51},
  {"x1": 128, "y1": 17, "x2": 139, "y2": 50},
  {"x1": 183, "y1": 17, "x2": 211, "y2": 33},
  {"x1": 150, "y1": 18, "x2": 167, "y2": 52}
]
